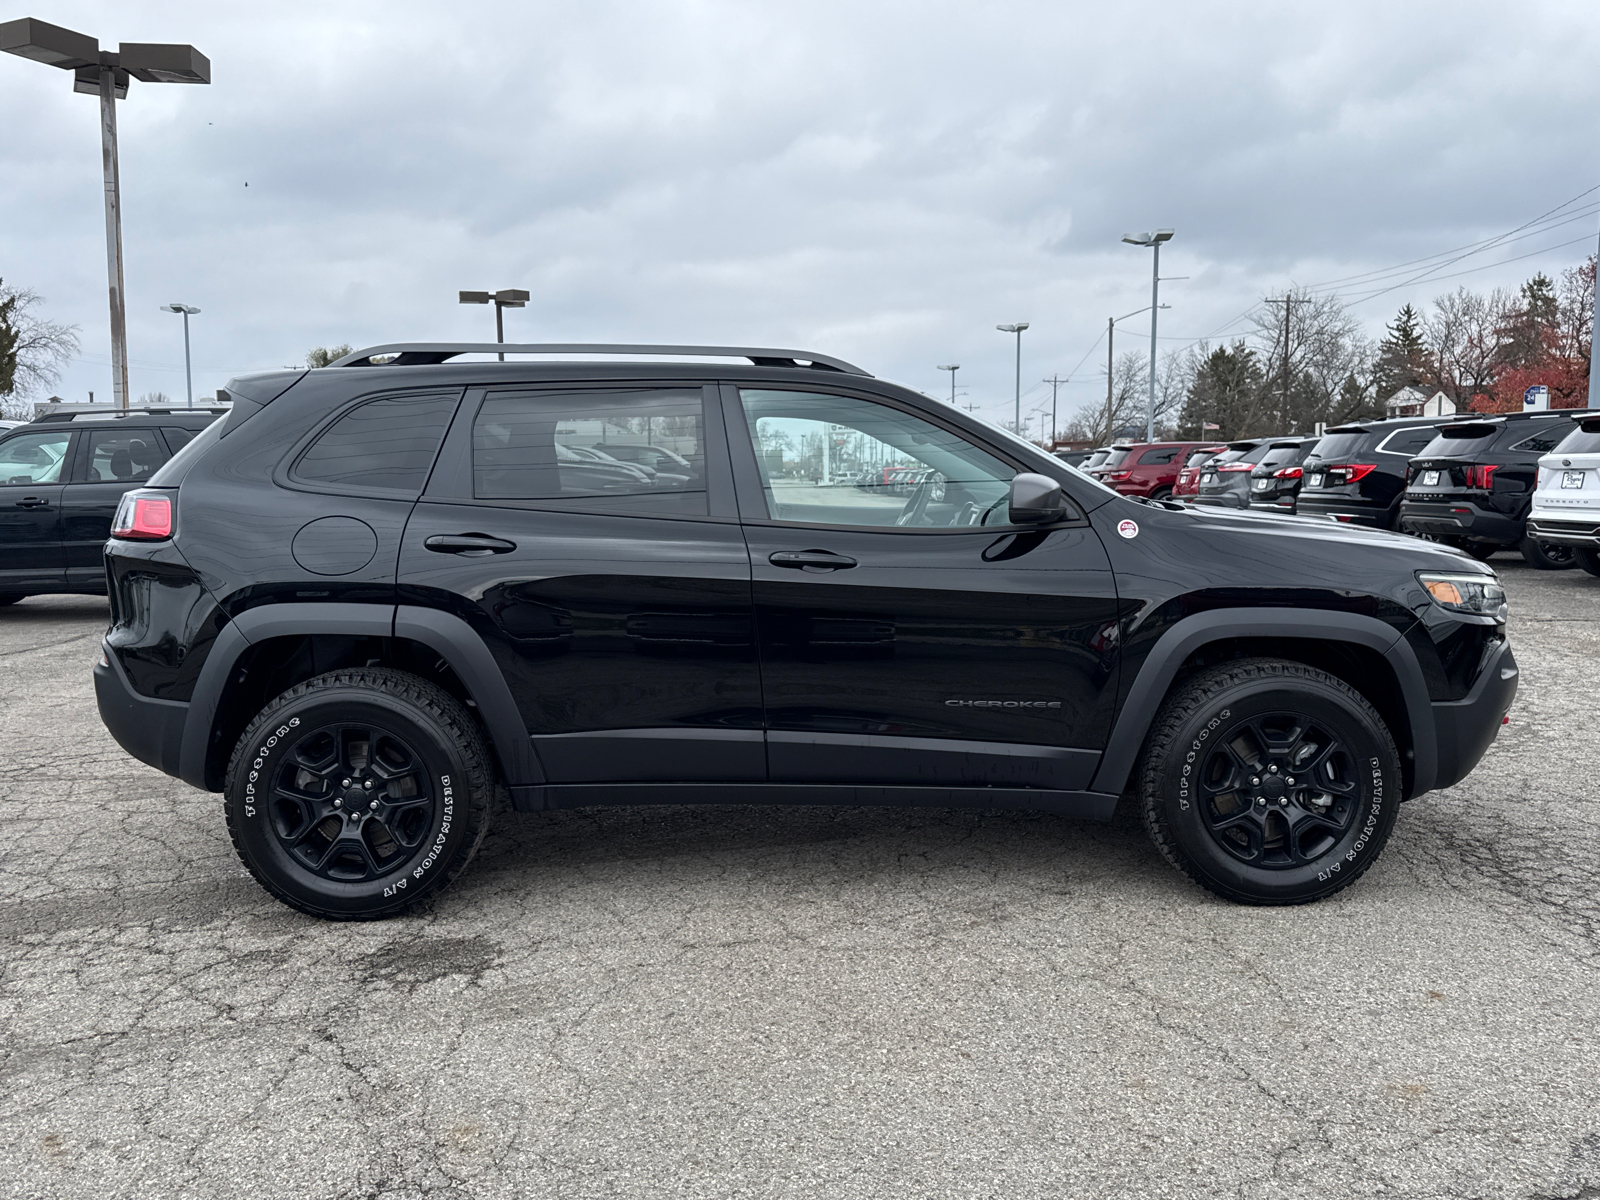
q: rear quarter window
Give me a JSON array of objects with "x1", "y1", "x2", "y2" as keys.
[
  {"x1": 1375, "y1": 426, "x2": 1442, "y2": 456},
  {"x1": 291, "y1": 390, "x2": 460, "y2": 494},
  {"x1": 1507, "y1": 421, "x2": 1577, "y2": 454}
]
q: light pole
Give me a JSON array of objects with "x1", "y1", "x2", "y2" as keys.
[
  {"x1": 160, "y1": 304, "x2": 200, "y2": 407},
  {"x1": 936, "y1": 364, "x2": 959, "y2": 404},
  {"x1": 1103, "y1": 304, "x2": 1168, "y2": 443},
  {"x1": 996, "y1": 323, "x2": 1029, "y2": 433},
  {"x1": 2, "y1": 19, "x2": 210, "y2": 412},
  {"x1": 1121, "y1": 229, "x2": 1174, "y2": 441},
  {"x1": 459, "y1": 289, "x2": 530, "y2": 361}
]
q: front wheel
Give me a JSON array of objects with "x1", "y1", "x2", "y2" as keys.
[
  {"x1": 224, "y1": 668, "x2": 493, "y2": 920},
  {"x1": 1139, "y1": 658, "x2": 1401, "y2": 905}
]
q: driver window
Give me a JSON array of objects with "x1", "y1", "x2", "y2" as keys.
[
  {"x1": 739, "y1": 389, "x2": 1015, "y2": 528},
  {"x1": 0, "y1": 431, "x2": 72, "y2": 485}
]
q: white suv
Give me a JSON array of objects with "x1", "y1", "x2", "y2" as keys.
[{"x1": 1527, "y1": 412, "x2": 1600, "y2": 578}]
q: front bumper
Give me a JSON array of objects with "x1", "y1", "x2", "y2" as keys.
[
  {"x1": 95, "y1": 644, "x2": 190, "y2": 779},
  {"x1": 1399, "y1": 500, "x2": 1523, "y2": 545},
  {"x1": 1428, "y1": 637, "x2": 1518, "y2": 793},
  {"x1": 1525, "y1": 515, "x2": 1600, "y2": 548}
]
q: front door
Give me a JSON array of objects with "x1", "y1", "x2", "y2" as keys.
[
  {"x1": 60, "y1": 426, "x2": 172, "y2": 590},
  {"x1": 726, "y1": 386, "x2": 1122, "y2": 790},
  {"x1": 400, "y1": 383, "x2": 763, "y2": 784},
  {"x1": 0, "y1": 429, "x2": 74, "y2": 595}
]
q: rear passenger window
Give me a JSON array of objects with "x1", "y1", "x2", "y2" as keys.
[
  {"x1": 473, "y1": 389, "x2": 707, "y2": 515},
  {"x1": 85, "y1": 429, "x2": 169, "y2": 483},
  {"x1": 292, "y1": 391, "x2": 459, "y2": 493},
  {"x1": 1138, "y1": 448, "x2": 1181, "y2": 465}
]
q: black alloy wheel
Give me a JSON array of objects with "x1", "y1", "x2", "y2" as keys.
[
  {"x1": 225, "y1": 667, "x2": 493, "y2": 919},
  {"x1": 1139, "y1": 658, "x2": 1401, "y2": 905}
]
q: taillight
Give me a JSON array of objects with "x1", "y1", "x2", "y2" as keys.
[
  {"x1": 1330, "y1": 463, "x2": 1377, "y2": 484},
  {"x1": 111, "y1": 491, "x2": 173, "y2": 540},
  {"x1": 1217, "y1": 463, "x2": 1254, "y2": 472},
  {"x1": 1273, "y1": 466, "x2": 1303, "y2": 479},
  {"x1": 1107, "y1": 471, "x2": 1131, "y2": 481},
  {"x1": 1463, "y1": 464, "x2": 1499, "y2": 490}
]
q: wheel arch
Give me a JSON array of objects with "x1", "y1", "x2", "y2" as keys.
[
  {"x1": 1091, "y1": 609, "x2": 1435, "y2": 801},
  {"x1": 180, "y1": 603, "x2": 539, "y2": 792}
]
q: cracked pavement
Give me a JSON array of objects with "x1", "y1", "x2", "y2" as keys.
[{"x1": 3, "y1": 559, "x2": 1598, "y2": 1200}]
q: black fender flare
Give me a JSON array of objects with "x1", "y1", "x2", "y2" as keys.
[
  {"x1": 1089, "y1": 608, "x2": 1436, "y2": 800},
  {"x1": 179, "y1": 603, "x2": 539, "y2": 790}
]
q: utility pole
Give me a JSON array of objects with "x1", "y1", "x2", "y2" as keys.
[
  {"x1": 1043, "y1": 375, "x2": 1067, "y2": 447},
  {"x1": 1264, "y1": 295, "x2": 1309, "y2": 428}
]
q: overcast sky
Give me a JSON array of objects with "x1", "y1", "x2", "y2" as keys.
[{"x1": 4, "y1": 0, "x2": 1598, "y2": 429}]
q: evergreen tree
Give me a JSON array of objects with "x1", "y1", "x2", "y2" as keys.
[
  {"x1": 1372, "y1": 303, "x2": 1433, "y2": 400},
  {"x1": 1179, "y1": 342, "x2": 1263, "y2": 439}
]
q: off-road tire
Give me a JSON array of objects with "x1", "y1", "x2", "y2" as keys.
[
  {"x1": 1520, "y1": 535, "x2": 1575, "y2": 570},
  {"x1": 1576, "y1": 547, "x2": 1600, "y2": 578},
  {"x1": 224, "y1": 667, "x2": 493, "y2": 920},
  {"x1": 1139, "y1": 658, "x2": 1402, "y2": 905}
]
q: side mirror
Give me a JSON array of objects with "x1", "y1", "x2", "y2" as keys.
[{"x1": 1008, "y1": 472, "x2": 1068, "y2": 524}]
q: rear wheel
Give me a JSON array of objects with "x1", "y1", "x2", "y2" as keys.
[
  {"x1": 1520, "y1": 535, "x2": 1575, "y2": 570},
  {"x1": 1576, "y1": 547, "x2": 1600, "y2": 578},
  {"x1": 1149, "y1": 486, "x2": 1173, "y2": 502},
  {"x1": 224, "y1": 667, "x2": 494, "y2": 920},
  {"x1": 1139, "y1": 658, "x2": 1401, "y2": 905}
]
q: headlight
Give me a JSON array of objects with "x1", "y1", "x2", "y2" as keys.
[{"x1": 1417, "y1": 572, "x2": 1506, "y2": 618}]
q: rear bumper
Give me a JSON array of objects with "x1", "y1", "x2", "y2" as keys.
[
  {"x1": 1398, "y1": 500, "x2": 1523, "y2": 545},
  {"x1": 1429, "y1": 637, "x2": 1518, "y2": 793},
  {"x1": 1525, "y1": 516, "x2": 1600, "y2": 548},
  {"x1": 1294, "y1": 495, "x2": 1389, "y2": 527},
  {"x1": 1247, "y1": 496, "x2": 1297, "y2": 512},
  {"x1": 94, "y1": 642, "x2": 190, "y2": 779},
  {"x1": 1194, "y1": 492, "x2": 1248, "y2": 509}
]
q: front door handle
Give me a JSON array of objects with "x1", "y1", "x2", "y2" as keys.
[
  {"x1": 769, "y1": 549, "x2": 858, "y2": 571},
  {"x1": 15, "y1": 497, "x2": 50, "y2": 509},
  {"x1": 424, "y1": 533, "x2": 517, "y2": 555}
]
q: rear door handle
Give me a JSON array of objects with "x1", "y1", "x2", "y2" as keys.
[
  {"x1": 424, "y1": 533, "x2": 517, "y2": 555},
  {"x1": 15, "y1": 497, "x2": 50, "y2": 509},
  {"x1": 768, "y1": 549, "x2": 857, "y2": 571}
]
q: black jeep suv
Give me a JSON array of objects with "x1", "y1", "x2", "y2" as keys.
[
  {"x1": 94, "y1": 343, "x2": 1518, "y2": 918},
  {"x1": 1399, "y1": 411, "x2": 1580, "y2": 567},
  {"x1": 0, "y1": 404, "x2": 223, "y2": 603}
]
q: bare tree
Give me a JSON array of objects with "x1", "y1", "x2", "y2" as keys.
[
  {"x1": 1061, "y1": 349, "x2": 1170, "y2": 445},
  {"x1": 1425, "y1": 286, "x2": 1511, "y2": 406},
  {"x1": 0, "y1": 279, "x2": 81, "y2": 419},
  {"x1": 1246, "y1": 287, "x2": 1373, "y2": 434}
]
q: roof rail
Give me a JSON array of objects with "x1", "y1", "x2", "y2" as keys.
[
  {"x1": 326, "y1": 342, "x2": 872, "y2": 376},
  {"x1": 32, "y1": 403, "x2": 231, "y2": 422}
]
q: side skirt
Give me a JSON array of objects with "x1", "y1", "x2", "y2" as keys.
[{"x1": 507, "y1": 782, "x2": 1119, "y2": 821}]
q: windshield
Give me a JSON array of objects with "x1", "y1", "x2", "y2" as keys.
[
  {"x1": 1307, "y1": 431, "x2": 1370, "y2": 462},
  {"x1": 1183, "y1": 448, "x2": 1217, "y2": 468},
  {"x1": 1419, "y1": 424, "x2": 1498, "y2": 457},
  {"x1": 1210, "y1": 443, "x2": 1262, "y2": 465},
  {"x1": 1100, "y1": 447, "x2": 1134, "y2": 469}
]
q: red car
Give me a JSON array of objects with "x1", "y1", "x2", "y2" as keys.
[
  {"x1": 1172, "y1": 444, "x2": 1227, "y2": 503},
  {"x1": 1099, "y1": 441, "x2": 1220, "y2": 500}
]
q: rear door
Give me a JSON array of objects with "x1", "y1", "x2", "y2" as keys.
[
  {"x1": 0, "y1": 428, "x2": 73, "y2": 593},
  {"x1": 61, "y1": 426, "x2": 171, "y2": 589},
  {"x1": 727, "y1": 384, "x2": 1121, "y2": 791},
  {"x1": 399, "y1": 382, "x2": 763, "y2": 784}
]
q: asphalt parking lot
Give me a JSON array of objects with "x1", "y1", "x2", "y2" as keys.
[{"x1": 3, "y1": 558, "x2": 1598, "y2": 1200}]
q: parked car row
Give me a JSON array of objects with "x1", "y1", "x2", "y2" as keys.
[{"x1": 1066, "y1": 410, "x2": 1600, "y2": 574}]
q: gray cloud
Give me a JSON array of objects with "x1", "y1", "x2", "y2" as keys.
[{"x1": 4, "y1": 0, "x2": 1597, "y2": 427}]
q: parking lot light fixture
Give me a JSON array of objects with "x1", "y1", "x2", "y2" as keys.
[
  {"x1": 1121, "y1": 229, "x2": 1174, "y2": 442},
  {"x1": 996, "y1": 323, "x2": 1029, "y2": 433},
  {"x1": 936, "y1": 364, "x2": 959, "y2": 404},
  {"x1": 1, "y1": 18, "x2": 210, "y2": 413},
  {"x1": 160, "y1": 304, "x2": 200, "y2": 407},
  {"x1": 459, "y1": 289, "x2": 529, "y2": 361}
]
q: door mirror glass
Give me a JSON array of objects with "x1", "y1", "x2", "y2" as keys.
[{"x1": 1008, "y1": 472, "x2": 1067, "y2": 523}]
